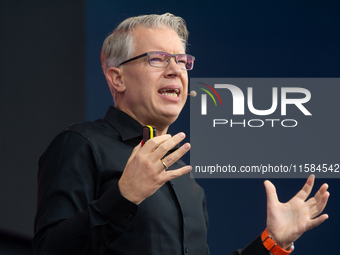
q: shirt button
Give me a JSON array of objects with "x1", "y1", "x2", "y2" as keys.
[
  {"x1": 170, "y1": 182, "x2": 174, "y2": 186},
  {"x1": 183, "y1": 212, "x2": 185, "y2": 217},
  {"x1": 185, "y1": 248, "x2": 189, "y2": 253}
]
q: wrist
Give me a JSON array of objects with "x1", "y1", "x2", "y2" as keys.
[
  {"x1": 118, "y1": 179, "x2": 143, "y2": 205},
  {"x1": 262, "y1": 228, "x2": 294, "y2": 255},
  {"x1": 266, "y1": 229, "x2": 292, "y2": 250}
]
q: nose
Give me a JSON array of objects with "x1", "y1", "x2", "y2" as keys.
[{"x1": 164, "y1": 56, "x2": 183, "y2": 77}]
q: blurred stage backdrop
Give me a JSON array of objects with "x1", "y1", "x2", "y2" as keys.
[{"x1": 1, "y1": 0, "x2": 339, "y2": 254}]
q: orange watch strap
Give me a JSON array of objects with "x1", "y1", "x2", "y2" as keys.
[{"x1": 261, "y1": 228, "x2": 293, "y2": 255}]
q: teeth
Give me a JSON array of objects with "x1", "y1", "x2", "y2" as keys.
[
  {"x1": 159, "y1": 88, "x2": 180, "y2": 97},
  {"x1": 161, "y1": 93, "x2": 178, "y2": 97}
]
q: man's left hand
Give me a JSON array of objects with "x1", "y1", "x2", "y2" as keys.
[{"x1": 264, "y1": 175, "x2": 330, "y2": 249}]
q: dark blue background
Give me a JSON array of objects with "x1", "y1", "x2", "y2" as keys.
[{"x1": 85, "y1": 1, "x2": 340, "y2": 254}]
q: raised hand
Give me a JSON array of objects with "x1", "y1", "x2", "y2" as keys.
[
  {"x1": 118, "y1": 132, "x2": 191, "y2": 205},
  {"x1": 264, "y1": 175, "x2": 330, "y2": 249}
]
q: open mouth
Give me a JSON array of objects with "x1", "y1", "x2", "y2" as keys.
[{"x1": 158, "y1": 88, "x2": 180, "y2": 97}]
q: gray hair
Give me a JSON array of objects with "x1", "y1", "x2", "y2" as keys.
[{"x1": 101, "y1": 13, "x2": 189, "y2": 72}]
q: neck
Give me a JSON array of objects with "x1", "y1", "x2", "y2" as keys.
[{"x1": 153, "y1": 126, "x2": 169, "y2": 136}]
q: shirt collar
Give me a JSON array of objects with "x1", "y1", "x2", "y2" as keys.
[
  {"x1": 103, "y1": 106, "x2": 180, "y2": 152},
  {"x1": 103, "y1": 106, "x2": 143, "y2": 141}
]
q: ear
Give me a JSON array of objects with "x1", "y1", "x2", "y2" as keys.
[{"x1": 105, "y1": 67, "x2": 126, "y2": 93}]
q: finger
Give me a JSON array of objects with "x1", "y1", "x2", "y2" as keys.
[
  {"x1": 264, "y1": 180, "x2": 279, "y2": 206},
  {"x1": 149, "y1": 132, "x2": 186, "y2": 161},
  {"x1": 310, "y1": 191, "x2": 330, "y2": 219},
  {"x1": 162, "y1": 143, "x2": 191, "y2": 169},
  {"x1": 306, "y1": 214, "x2": 329, "y2": 231},
  {"x1": 131, "y1": 142, "x2": 142, "y2": 157},
  {"x1": 163, "y1": 165, "x2": 192, "y2": 182},
  {"x1": 295, "y1": 174, "x2": 315, "y2": 201},
  {"x1": 313, "y1": 183, "x2": 329, "y2": 203},
  {"x1": 126, "y1": 142, "x2": 143, "y2": 164},
  {"x1": 141, "y1": 134, "x2": 172, "y2": 152},
  {"x1": 316, "y1": 191, "x2": 330, "y2": 216}
]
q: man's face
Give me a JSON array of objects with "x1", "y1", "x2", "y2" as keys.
[{"x1": 118, "y1": 26, "x2": 189, "y2": 131}]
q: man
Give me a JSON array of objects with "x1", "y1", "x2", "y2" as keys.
[{"x1": 33, "y1": 13, "x2": 329, "y2": 255}]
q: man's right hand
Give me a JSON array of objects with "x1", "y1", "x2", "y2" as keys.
[{"x1": 118, "y1": 132, "x2": 191, "y2": 205}]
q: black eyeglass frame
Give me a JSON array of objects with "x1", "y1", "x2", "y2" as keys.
[{"x1": 118, "y1": 51, "x2": 195, "y2": 70}]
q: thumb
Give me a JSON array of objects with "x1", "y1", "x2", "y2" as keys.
[
  {"x1": 264, "y1": 180, "x2": 279, "y2": 206},
  {"x1": 126, "y1": 142, "x2": 142, "y2": 164}
]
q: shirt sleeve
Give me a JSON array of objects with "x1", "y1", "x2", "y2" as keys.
[
  {"x1": 230, "y1": 236, "x2": 270, "y2": 255},
  {"x1": 32, "y1": 131, "x2": 138, "y2": 255}
]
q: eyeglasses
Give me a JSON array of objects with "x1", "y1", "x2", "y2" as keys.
[{"x1": 118, "y1": 51, "x2": 195, "y2": 70}]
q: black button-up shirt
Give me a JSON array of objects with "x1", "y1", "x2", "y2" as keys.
[
  {"x1": 33, "y1": 106, "x2": 269, "y2": 255},
  {"x1": 33, "y1": 106, "x2": 209, "y2": 255}
]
